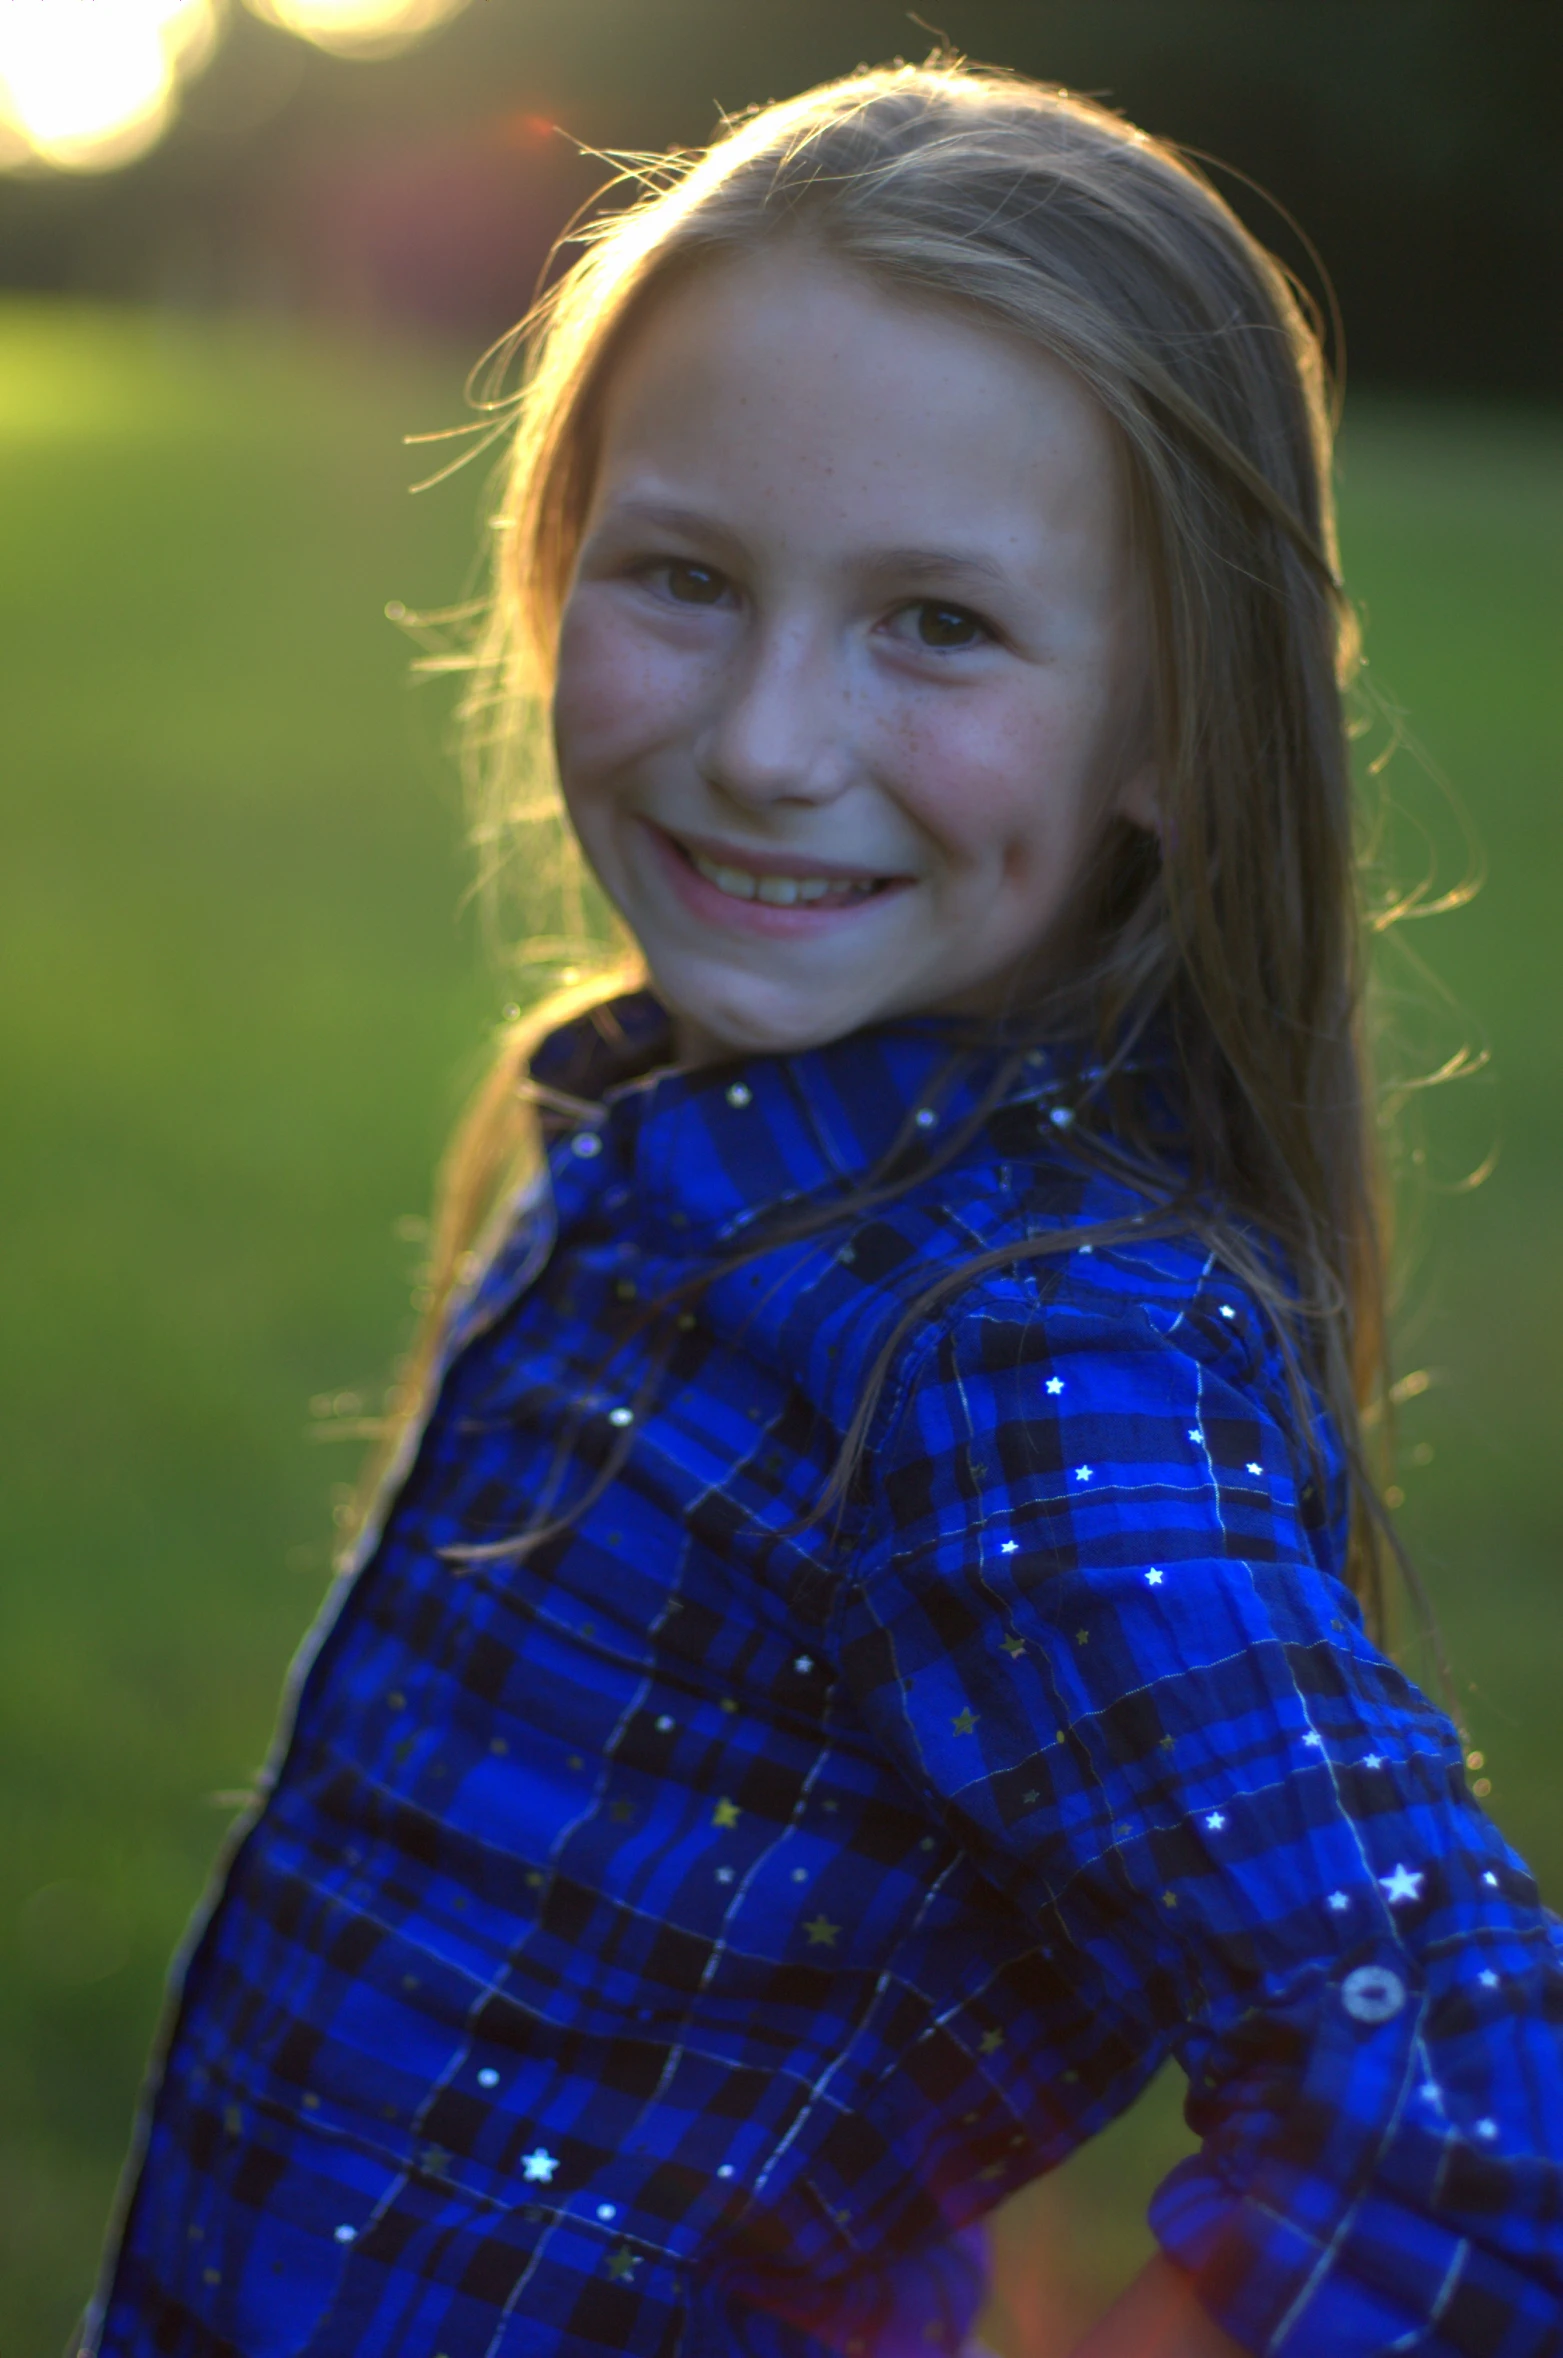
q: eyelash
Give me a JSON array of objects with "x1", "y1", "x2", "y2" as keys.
[{"x1": 631, "y1": 559, "x2": 996, "y2": 652}]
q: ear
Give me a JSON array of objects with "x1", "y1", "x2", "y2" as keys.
[{"x1": 1112, "y1": 753, "x2": 1162, "y2": 840}]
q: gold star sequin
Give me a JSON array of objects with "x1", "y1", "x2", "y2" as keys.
[
  {"x1": 803, "y1": 1914, "x2": 841, "y2": 1947},
  {"x1": 978, "y1": 2028, "x2": 1004, "y2": 2055},
  {"x1": 951, "y1": 1708, "x2": 978, "y2": 1734},
  {"x1": 1001, "y1": 1634, "x2": 1026, "y2": 1658},
  {"x1": 608, "y1": 1799, "x2": 636, "y2": 1824},
  {"x1": 712, "y1": 1797, "x2": 740, "y2": 1829},
  {"x1": 606, "y1": 2246, "x2": 640, "y2": 2282}
]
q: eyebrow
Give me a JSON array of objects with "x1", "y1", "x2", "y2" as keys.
[{"x1": 588, "y1": 499, "x2": 1017, "y2": 593}]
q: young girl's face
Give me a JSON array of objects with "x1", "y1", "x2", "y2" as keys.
[{"x1": 553, "y1": 244, "x2": 1157, "y2": 1063}]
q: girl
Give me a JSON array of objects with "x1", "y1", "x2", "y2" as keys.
[{"x1": 88, "y1": 61, "x2": 1563, "y2": 2358}]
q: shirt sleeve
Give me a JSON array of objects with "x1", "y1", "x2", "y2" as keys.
[{"x1": 835, "y1": 1267, "x2": 1563, "y2": 2358}]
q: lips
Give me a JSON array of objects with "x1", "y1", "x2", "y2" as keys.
[{"x1": 642, "y1": 820, "x2": 910, "y2": 935}]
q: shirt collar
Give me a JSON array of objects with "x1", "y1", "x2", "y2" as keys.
[{"x1": 532, "y1": 990, "x2": 1077, "y2": 1248}]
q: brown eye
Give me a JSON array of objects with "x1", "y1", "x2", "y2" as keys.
[
  {"x1": 915, "y1": 602, "x2": 984, "y2": 648},
  {"x1": 664, "y1": 562, "x2": 725, "y2": 605}
]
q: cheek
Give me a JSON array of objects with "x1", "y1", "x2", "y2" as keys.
[
  {"x1": 884, "y1": 688, "x2": 1087, "y2": 882},
  {"x1": 553, "y1": 594, "x2": 694, "y2": 781}
]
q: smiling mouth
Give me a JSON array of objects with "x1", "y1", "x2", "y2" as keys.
[{"x1": 663, "y1": 834, "x2": 898, "y2": 910}]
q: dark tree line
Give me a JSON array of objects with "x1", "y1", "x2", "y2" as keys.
[{"x1": 2, "y1": 0, "x2": 1557, "y2": 401}]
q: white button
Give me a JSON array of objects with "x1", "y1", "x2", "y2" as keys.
[
  {"x1": 1341, "y1": 1964, "x2": 1407, "y2": 2023},
  {"x1": 571, "y1": 1132, "x2": 603, "y2": 1158},
  {"x1": 725, "y1": 1083, "x2": 752, "y2": 1107}
]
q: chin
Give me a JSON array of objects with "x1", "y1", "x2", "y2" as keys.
[{"x1": 660, "y1": 971, "x2": 874, "y2": 1064}]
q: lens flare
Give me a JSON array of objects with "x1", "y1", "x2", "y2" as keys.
[
  {"x1": 0, "y1": 0, "x2": 217, "y2": 173},
  {"x1": 243, "y1": 0, "x2": 473, "y2": 60}
]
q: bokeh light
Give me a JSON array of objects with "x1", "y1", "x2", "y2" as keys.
[
  {"x1": 243, "y1": 0, "x2": 474, "y2": 60},
  {"x1": 0, "y1": 0, "x2": 217, "y2": 173}
]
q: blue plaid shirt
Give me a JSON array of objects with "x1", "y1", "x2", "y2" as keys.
[{"x1": 92, "y1": 998, "x2": 1563, "y2": 2358}]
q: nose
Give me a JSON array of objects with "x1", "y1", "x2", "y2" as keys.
[{"x1": 694, "y1": 613, "x2": 857, "y2": 810}]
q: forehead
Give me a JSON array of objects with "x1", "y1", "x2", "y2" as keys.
[{"x1": 586, "y1": 243, "x2": 1127, "y2": 570}]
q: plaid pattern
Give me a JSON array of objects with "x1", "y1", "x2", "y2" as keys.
[{"x1": 91, "y1": 997, "x2": 1563, "y2": 2358}]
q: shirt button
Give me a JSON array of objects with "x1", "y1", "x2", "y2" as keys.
[{"x1": 1341, "y1": 1963, "x2": 1407, "y2": 2023}]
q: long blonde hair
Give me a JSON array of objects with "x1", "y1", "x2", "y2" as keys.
[{"x1": 387, "y1": 60, "x2": 1403, "y2": 1627}]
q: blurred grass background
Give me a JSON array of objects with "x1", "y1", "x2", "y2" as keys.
[{"x1": 0, "y1": 298, "x2": 1559, "y2": 2356}]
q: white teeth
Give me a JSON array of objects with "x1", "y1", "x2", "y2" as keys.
[{"x1": 691, "y1": 851, "x2": 874, "y2": 905}]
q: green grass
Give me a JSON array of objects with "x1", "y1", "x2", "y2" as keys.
[{"x1": 1, "y1": 302, "x2": 1559, "y2": 2355}]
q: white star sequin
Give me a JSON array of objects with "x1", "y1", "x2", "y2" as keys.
[
  {"x1": 793, "y1": 1655, "x2": 814, "y2": 1673},
  {"x1": 1246, "y1": 1462, "x2": 1262, "y2": 1476},
  {"x1": 1327, "y1": 1890, "x2": 1350, "y2": 1911},
  {"x1": 715, "y1": 1866, "x2": 735, "y2": 1884},
  {"x1": 478, "y1": 2068, "x2": 499, "y2": 2088},
  {"x1": 1303, "y1": 1732, "x2": 1324, "y2": 1750},
  {"x1": 1219, "y1": 1305, "x2": 1236, "y2": 1320},
  {"x1": 1000, "y1": 1540, "x2": 1019, "y2": 1555},
  {"x1": 1188, "y1": 1428, "x2": 1204, "y2": 1446},
  {"x1": 1379, "y1": 1863, "x2": 1424, "y2": 1906},
  {"x1": 1204, "y1": 1811, "x2": 1226, "y2": 1831},
  {"x1": 1046, "y1": 1377, "x2": 1064, "y2": 1395},
  {"x1": 1419, "y1": 2081, "x2": 1444, "y2": 2110},
  {"x1": 522, "y1": 2148, "x2": 560, "y2": 2183},
  {"x1": 334, "y1": 2225, "x2": 356, "y2": 2243},
  {"x1": 655, "y1": 1714, "x2": 674, "y2": 1732},
  {"x1": 1483, "y1": 1871, "x2": 1499, "y2": 1887},
  {"x1": 1362, "y1": 1754, "x2": 1385, "y2": 1770},
  {"x1": 1074, "y1": 1465, "x2": 1093, "y2": 1483},
  {"x1": 1476, "y1": 2119, "x2": 1499, "y2": 2141},
  {"x1": 1145, "y1": 1568, "x2": 1164, "y2": 1586},
  {"x1": 1479, "y1": 1970, "x2": 1499, "y2": 1988}
]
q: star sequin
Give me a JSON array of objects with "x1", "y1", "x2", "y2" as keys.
[
  {"x1": 1379, "y1": 1863, "x2": 1424, "y2": 1906},
  {"x1": 803, "y1": 1914, "x2": 840, "y2": 1947},
  {"x1": 712, "y1": 1798, "x2": 740, "y2": 1828},
  {"x1": 951, "y1": 1708, "x2": 978, "y2": 1734},
  {"x1": 1204, "y1": 1811, "x2": 1226, "y2": 1831},
  {"x1": 1145, "y1": 1568, "x2": 1163, "y2": 1586},
  {"x1": 606, "y1": 2246, "x2": 641, "y2": 2281},
  {"x1": 1303, "y1": 1732, "x2": 1324, "y2": 1749},
  {"x1": 1000, "y1": 1540, "x2": 1019, "y2": 1555},
  {"x1": 1001, "y1": 1634, "x2": 1026, "y2": 1657},
  {"x1": 1074, "y1": 1465, "x2": 1093, "y2": 1483},
  {"x1": 1483, "y1": 1871, "x2": 1499, "y2": 1887},
  {"x1": 522, "y1": 2148, "x2": 559, "y2": 2183},
  {"x1": 1246, "y1": 1462, "x2": 1262, "y2": 1476},
  {"x1": 1420, "y1": 2081, "x2": 1444, "y2": 2110},
  {"x1": 1362, "y1": 1754, "x2": 1385, "y2": 1770},
  {"x1": 1046, "y1": 1377, "x2": 1064, "y2": 1394},
  {"x1": 1188, "y1": 1428, "x2": 1204, "y2": 1446},
  {"x1": 979, "y1": 2028, "x2": 1004, "y2": 2055},
  {"x1": 1326, "y1": 1890, "x2": 1350, "y2": 1911},
  {"x1": 1479, "y1": 1969, "x2": 1499, "y2": 1988},
  {"x1": 1475, "y1": 2119, "x2": 1499, "y2": 2141},
  {"x1": 793, "y1": 1655, "x2": 814, "y2": 1673},
  {"x1": 715, "y1": 1866, "x2": 735, "y2": 1884}
]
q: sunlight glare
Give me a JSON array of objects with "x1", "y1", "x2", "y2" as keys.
[
  {"x1": 243, "y1": 0, "x2": 473, "y2": 60},
  {"x1": 0, "y1": 0, "x2": 218, "y2": 173}
]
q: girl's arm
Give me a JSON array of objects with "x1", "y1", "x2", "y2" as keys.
[
  {"x1": 1070, "y1": 2257, "x2": 1248, "y2": 2358},
  {"x1": 841, "y1": 1275, "x2": 1563, "y2": 2356}
]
